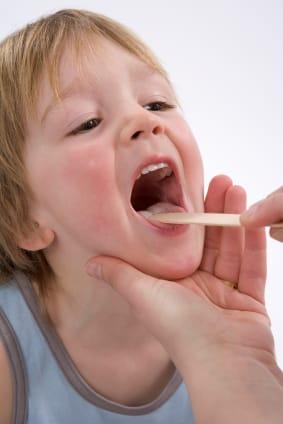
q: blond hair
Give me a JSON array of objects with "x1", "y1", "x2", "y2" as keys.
[{"x1": 0, "y1": 9, "x2": 168, "y2": 299}]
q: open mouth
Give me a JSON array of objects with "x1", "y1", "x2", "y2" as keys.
[{"x1": 130, "y1": 162, "x2": 186, "y2": 219}]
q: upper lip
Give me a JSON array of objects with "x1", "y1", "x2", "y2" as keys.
[{"x1": 130, "y1": 154, "x2": 187, "y2": 210}]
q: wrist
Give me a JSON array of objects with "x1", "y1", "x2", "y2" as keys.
[
  {"x1": 172, "y1": 342, "x2": 283, "y2": 388},
  {"x1": 176, "y1": 346, "x2": 283, "y2": 424}
]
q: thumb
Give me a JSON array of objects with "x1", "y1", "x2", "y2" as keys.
[
  {"x1": 241, "y1": 192, "x2": 283, "y2": 228},
  {"x1": 240, "y1": 193, "x2": 283, "y2": 243},
  {"x1": 269, "y1": 227, "x2": 283, "y2": 242},
  {"x1": 85, "y1": 256, "x2": 167, "y2": 320},
  {"x1": 85, "y1": 257, "x2": 214, "y2": 365},
  {"x1": 85, "y1": 256, "x2": 196, "y2": 356}
]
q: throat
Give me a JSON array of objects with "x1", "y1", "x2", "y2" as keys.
[{"x1": 131, "y1": 172, "x2": 184, "y2": 217}]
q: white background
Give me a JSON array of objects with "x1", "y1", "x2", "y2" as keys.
[{"x1": 1, "y1": 1, "x2": 282, "y2": 365}]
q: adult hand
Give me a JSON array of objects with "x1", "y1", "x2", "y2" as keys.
[
  {"x1": 86, "y1": 175, "x2": 283, "y2": 422},
  {"x1": 241, "y1": 186, "x2": 283, "y2": 241},
  {"x1": 86, "y1": 175, "x2": 273, "y2": 372}
]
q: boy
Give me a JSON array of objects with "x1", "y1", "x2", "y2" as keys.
[
  {"x1": 0, "y1": 8, "x2": 256, "y2": 423},
  {"x1": 0, "y1": 9, "x2": 204, "y2": 423}
]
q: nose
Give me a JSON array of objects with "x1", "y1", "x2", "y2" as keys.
[{"x1": 119, "y1": 106, "x2": 165, "y2": 144}]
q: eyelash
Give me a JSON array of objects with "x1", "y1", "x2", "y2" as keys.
[
  {"x1": 69, "y1": 101, "x2": 175, "y2": 136},
  {"x1": 144, "y1": 101, "x2": 175, "y2": 112}
]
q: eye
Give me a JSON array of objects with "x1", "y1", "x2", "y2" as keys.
[
  {"x1": 144, "y1": 101, "x2": 175, "y2": 112},
  {"x1": 69, "y1": 118, "x2": 101, "y2": 136}
]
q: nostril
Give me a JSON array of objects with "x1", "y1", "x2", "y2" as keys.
[
  {"x1": 153, "y1": 126, "x2": 162, "y2": 135},
  {"x1": 132, "y1": 130, "x2": 142, "y2": 140},
  {"x1": 131, "y1": 125, "x2": 162, "y2": 140}
]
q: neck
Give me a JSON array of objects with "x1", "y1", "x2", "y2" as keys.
[{"x1": 45, "y1": 270, "x2": 158, "y2": 352}]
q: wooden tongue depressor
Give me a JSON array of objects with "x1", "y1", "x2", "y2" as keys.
[{"x1": 151, "y1": 212, "x2": 283, "y2": 229}]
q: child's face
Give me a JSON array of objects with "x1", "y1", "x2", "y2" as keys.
[{"x1": 24, "y1": 37, "x2": 204, "y2": 280}]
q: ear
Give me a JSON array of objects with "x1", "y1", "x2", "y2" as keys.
[{"x1": 17, "y1": 226, "x2": 55, "y2": 251}]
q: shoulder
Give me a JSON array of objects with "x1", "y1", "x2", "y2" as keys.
[
  {"x1": 0, "y1": 275, "x2": 27, "y2": 424},
  {"x1": 0, "y1": 341, "x2": 13, "y2": 424},
  {"x1": 0, "y1": 278, "x2": 19, "y2": 308}
]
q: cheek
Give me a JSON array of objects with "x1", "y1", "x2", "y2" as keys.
[
  {"x1": 170, "y1": 119, "x2": 204, "y2": 207},
  {"x1": 60, "y1": 146, "x2": 110, "y2": 191},
  {"x1": 63, "y1": 145, "x2": 114, "y2": 207},
  {"x1": 38, "y1": 145, "x2": 117, "y2": 235},
  {"x1": 174, "y1": 118, "x2": 202, "y2": 163}
]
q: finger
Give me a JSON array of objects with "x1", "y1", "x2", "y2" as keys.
[
  {"x1": 200, "y1": 175, "x2": 233, "y2": 273},
  {"x1": 240, "y1": 189, "x2": 283, "y2": 228},
  {"x1": 266, "y1": 186, "x2": 283, "y2": 199},
  {"x1": 238, "y1": 227, "x2": 266, "y2": 304},
  {"x1": 269, "y1": 227, "x2": 283, "y2": 242},
  {"x1": 214, "y1": 185, "x2": 246, "y2": 282}
]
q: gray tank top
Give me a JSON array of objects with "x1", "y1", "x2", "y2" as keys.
[{"x1": 0, "y1": 272, "x2": 195, "y2": 423}]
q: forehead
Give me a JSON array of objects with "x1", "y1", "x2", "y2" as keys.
[{"x1": 36, "y1": 37, "x2": 166, "y2": 119}]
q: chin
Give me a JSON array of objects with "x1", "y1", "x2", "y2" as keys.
[{"x1": 136, "y1": 252, "x2": 202, "y2": 281}]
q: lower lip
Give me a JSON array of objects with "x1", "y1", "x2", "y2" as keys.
[{"x1": 134, "y1": 207, "x2": 190, "y2": 237}]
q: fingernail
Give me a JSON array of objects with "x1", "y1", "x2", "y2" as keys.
[
  {"x1": 242, "y1": 200, "x2": 263, "y2": 219},
  {"x1": 86, "y1": 262, "x2": 102, "y2": 279},
  {"x1": 270, "y1": 228, "x2": 283, "y2": 242}
]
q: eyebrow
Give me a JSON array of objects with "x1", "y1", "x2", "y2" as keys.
[
  {"x1": 40, "y1": 82, "x2": 83, "y2": 127},
  {"x1": 40, "y1": 69, "x2": 171, "y2": 127}
]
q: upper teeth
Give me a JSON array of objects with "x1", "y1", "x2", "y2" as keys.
[{"x1": 136, "y1": 162, "x2": 173, "y2": 180}]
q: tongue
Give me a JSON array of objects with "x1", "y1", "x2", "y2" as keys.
[{"x1": 138, "y1": 202, "x2": 185, "y2": 219}]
